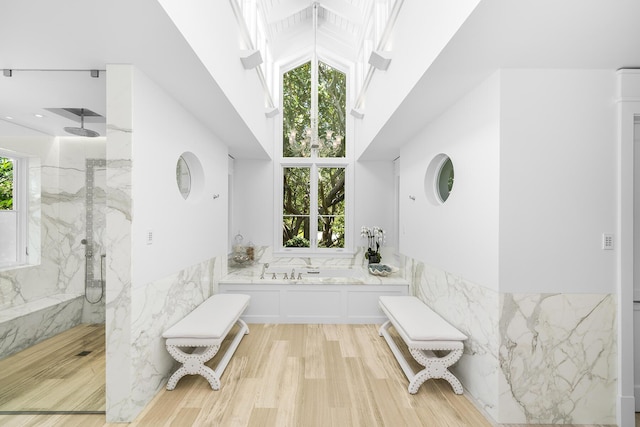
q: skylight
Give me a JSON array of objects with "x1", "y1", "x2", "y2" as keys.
[{"x1": 230, "y1": 0, "x2": 403, "y2": 110}]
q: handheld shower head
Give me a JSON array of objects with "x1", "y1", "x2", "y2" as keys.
[{"x1": 64, "y1": 108, "x2": 100, "y2": 137}]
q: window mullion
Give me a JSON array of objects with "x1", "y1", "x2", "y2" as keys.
[{"x1": 310, "y1": 163, "x2": 318, "y2": 249}]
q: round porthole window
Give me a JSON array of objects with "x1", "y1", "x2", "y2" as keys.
[
  {"x1": 175, "y1": 152, "x2": 204, "y2": 200},
  {"x1": 424, "y1": 154, "x2": 455, "y2": 205},
  {"x1": 176, "y1": 156, "x2": 191, "y2": 199}
]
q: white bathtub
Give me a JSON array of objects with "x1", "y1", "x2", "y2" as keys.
[{"x1": 219, "y1": 264, "x2": 409, "y2": 324}]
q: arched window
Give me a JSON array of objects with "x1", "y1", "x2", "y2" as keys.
[{"x1": 280, "y1": 59, "x2": 349, "y2": 251}]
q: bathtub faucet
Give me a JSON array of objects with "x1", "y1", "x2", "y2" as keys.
[{"x1": 260, "y1": 263, "x2": 269, "y2": 280}]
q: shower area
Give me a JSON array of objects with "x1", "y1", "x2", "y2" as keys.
[
  {"x1": 0, "y1": 139, "x2": 107, "y2": 413},
  {"x1": 81, "y1": 157, "x2": 107, "y2": 322}
]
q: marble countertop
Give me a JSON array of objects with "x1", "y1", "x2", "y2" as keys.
[{"x1": 220, "y1": 257, "x2": 409, "y2": 286}]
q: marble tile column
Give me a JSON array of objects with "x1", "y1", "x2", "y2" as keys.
[{"x1": 105, "y1": 64, "x2": 135, "y2": 422}]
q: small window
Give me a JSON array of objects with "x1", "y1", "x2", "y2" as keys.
[
  {"x1": 425, "y1": 154, "x2": 454, "y2": 205},
  {"x1": 175, "y1": 152, "x2": 204, "y2": 201},
  {"x1": 0, "y1": 152, "x2": 28, "y2": 267},
  {"x1": 0, "y1": 156, "x2": 14, "y2": 210},
  {"x1": 176, "y1": 156, "x2": 191, "y2": 199},
  {"x1": 437, "y1": 157, "x2": 454, "y2": 202}
]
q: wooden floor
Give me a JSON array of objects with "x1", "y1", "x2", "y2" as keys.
[
  {"x1": 0, "y1": 323, "x2": 105, "y2": 413},
  {"x1": 129, "y1": 323, "x2": 493, "y2": 427},
  {"x1": 0, "y1": 323, "x2": 626, "y2": 426}
]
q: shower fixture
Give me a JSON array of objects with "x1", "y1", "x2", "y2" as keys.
[{"x1": 64, "y1": 108, "x2": 100, "y2": 137}]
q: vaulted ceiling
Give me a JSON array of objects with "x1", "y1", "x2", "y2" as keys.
[
  {"x1": 260, "y1": 0, "x2": 374, "y2": 62},
  {"x1": 0, "y1": 0, "x2": 382, "y2": 148}
]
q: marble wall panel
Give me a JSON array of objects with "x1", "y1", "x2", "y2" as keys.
[
  {"x1": 405, "y1": 256, "x2": 617, "y2": 424},
  {"x1": 105, "y1": 152, "x2": 134, "y2": 421},
  {"x1": 105, "y1": 72, "x2": 135, "y2": 420},
  {"x1": 0, "y1": 295, "x2": 83, "y2": 359},
  {"x1": 407, "y1": 258, "x2": 500, "y2": 420},
  {"x1": 128, "y1": 258, "x2": 216, "y2": 406},
  {"x1": 498, "y1": 293, "x2": 616, "y2": 424}
]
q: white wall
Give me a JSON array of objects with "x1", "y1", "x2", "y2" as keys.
[
  {"x1": 355, "y1": 160, "x2": 396, "y2": 250},
  {"x1": 130, "y1": 68, "x2": 228, "y2": 286},
  {"x1": 356, "y1": 0, "x2": 481, "y2": 156},
  {"x1": 499, "y1": 69, "x2": 616, "y2": 294},
  {"x1": 399, "y1": 72, "x2": 501, "y2": 290},
  {"x1": 635, "y1": 122, "x2": 640, "y2": 300},
  {"x1": 157, "y1": 0, "x2": 272, "y2": 155},
  {"x1": 232, "y1": 159, "x2": 274, "y2": 247},
  {"x1": 232, "y1": 159, "x2": 396, "y2": 255}
]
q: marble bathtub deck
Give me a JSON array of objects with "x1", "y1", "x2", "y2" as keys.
[{"x1": 220, "y1": 258, "x2": 409, "y2": 287}]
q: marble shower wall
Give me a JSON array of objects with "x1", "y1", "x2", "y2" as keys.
[
  {"x1": 0, "y1": 144, "x2": 66, "y2": 308},
  {"x1": 0, "y1": 139, "x2": 106, "y2": 358},
  {"x1": 82, "y1": 158, "x2": 107, "y2": 324},
  {"x1": 0, "y1": 141, "x2": 107, "y2": 311},
  {"x1": 406, "y1": 257, "x2": 616, "y2": 424}
]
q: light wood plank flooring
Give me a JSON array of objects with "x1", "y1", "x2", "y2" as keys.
[
  {"x1": 0, "y1": 323, "x2": 627, "y2": 426},
  {"x1": 129, "y1": 323, "x2": 492, "y2": 427},
  {"x1": 0, "y1": 323, "x2": 105, "y2": 413}
]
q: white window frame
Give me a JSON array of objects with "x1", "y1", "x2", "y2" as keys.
[
  {"x1": 274, "y1": 54, "x2": 355, "y2": 257},
  {"x1": 0, "y1": 150, "x2": 28, "y2": 269}
]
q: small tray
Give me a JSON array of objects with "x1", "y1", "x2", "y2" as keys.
[{"x1": 368, "y1": 264, "x2": 398, "y2": 277}]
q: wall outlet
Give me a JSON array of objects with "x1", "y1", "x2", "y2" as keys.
[{"x1": 602, "y1": 233, "x2": 613, "y2": 250}]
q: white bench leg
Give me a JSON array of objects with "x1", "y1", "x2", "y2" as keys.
[
  {"x1": 166, "y1": 345, "x2": 221, "y2": 390},
  {"x1": 214, "y1": 319, "x2": 249, "y2": 379},
  {"x1": 165, "y1": 319, "x2": 250, "y2": 391},
  {"x1": 408, "y1": 347, "x2": 464, "y2": 395},
  {"x1": 379, "y1": 320, "x2": 464, "y2": 395}
]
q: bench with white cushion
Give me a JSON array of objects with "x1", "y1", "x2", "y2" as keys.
[
  {"x1": 162, "y1": 293, "x2": 250, "y2": 390},
  {"x1": 378, "y1": 295, "x2": 467, "y2": 394}
]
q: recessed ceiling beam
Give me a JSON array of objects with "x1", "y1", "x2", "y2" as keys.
[
  {"x1": 265, "y1": 0, "x2": 311, "y2": 25},
  {"x1": 319, "y1": 0, "x2": 363, "y2": 27}
]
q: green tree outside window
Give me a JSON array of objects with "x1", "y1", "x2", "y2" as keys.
[
  {"x1": 0, "y1": 156, "x2": 14, "y2": 210},
  {"x1": 281, "y1": 60, "x2": 347, "y2": 249}
]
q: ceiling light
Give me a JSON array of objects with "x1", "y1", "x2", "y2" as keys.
[
  {"x1": 34, "y1": 114, "x2": 44, "y2": 118},
  {"x1": 4, "y1": 116, "x2": 14, "y2": 120}
]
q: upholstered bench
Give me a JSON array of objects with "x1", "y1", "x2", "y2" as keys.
[
  {"x1": 378, "y1": 295, "x2": 467, "y2": 394},
  {"x1": 162, "y1": 293, "x2": 250, "y2": 390}
]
